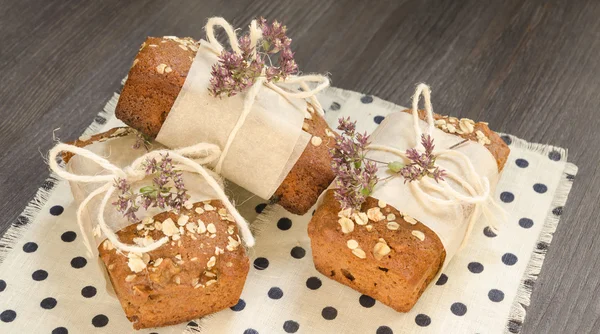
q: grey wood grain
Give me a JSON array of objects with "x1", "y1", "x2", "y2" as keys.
[{"x1": 1, "y1": 0, "x2": 599, "y2": 332}]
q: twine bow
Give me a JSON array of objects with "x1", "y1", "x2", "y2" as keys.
[
  {"x1": 369, "y1": 84, "x2": 505, "y2": 248},
  {"x1": 48, "y1": 141, "x2": 255, "y2": 257},
  {"x1": 203, "y1": 17, "x2": 331, "y2": 173}
]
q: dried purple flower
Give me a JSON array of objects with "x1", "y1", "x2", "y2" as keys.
[
  {"x1": 209, "y1": 18, "x2": 298, "y2": 97},
  {"x1": 112, "y1": 154, "x2": 190, "y2": 222},
  {"x1": 392, "y1": 134, "x2": 446, "y2": 183},
  {"x1": 132, "y1": 130, "x2": 152, "y2": 151},
  {"x1": 331, "y1": 117, "x2": 378, "y2": 211}
]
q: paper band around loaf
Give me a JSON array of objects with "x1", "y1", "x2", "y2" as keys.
[
  {"x1": 366, "y1": 111, "x2": 500, "y2": 268},
  {"x1": 155, "y1": 18, "x2": 330, "y2": 199},
  {"x1": 50, "y1": 130, "x2": 254, "y2": 258}
]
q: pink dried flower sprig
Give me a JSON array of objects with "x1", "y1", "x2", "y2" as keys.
[
  {"x1": 388, "y1": 134, "x2": 446, "y2": 183},
  {"x1": 113, "y1": 154, "x2": 190, "y2": 222},
  {"x1": 331, "y1": 117, "x2": 378, "y2": 211},
  {"x1": 330, "y1": 117, "x2": 446, "y2": 211},
  {"x1": 209, "y1": 18, "x2": 298, "y2": 97}
]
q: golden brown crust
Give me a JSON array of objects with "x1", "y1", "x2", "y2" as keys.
[
  {"x1": 308, "y1": 190, "x2": 445, "y2": 312},
  {"x1": 273, "y1": 107, "x2": 337, "y2": 215},
  {"x1": 115, "y1": 36, "x2": 337, "y2": 215},
  {"x1": 116, "y1": 37, "x2": 197, "y2": 138},
  {"x1": 404, "y1": 109, "x2": 510, "y2": 171},
  {"x1": 99, "y1": 200, "x2": 249, "y2": 329}
]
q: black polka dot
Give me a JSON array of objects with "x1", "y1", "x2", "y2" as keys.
[
  {"x1": 255, "y1": 203, "x2": 267, "y2": 214},
  {"x1": 376, "y1": 326, "x2": 393, "y2": 334},
  {"x1": 515, "y1": 159, "x2": 529, "y2": 168},
  {"x1": 283, "y1": 320, "x2": 300, "y2": 333},
  {"x1": 468, "y1": 262, "x2": 484, "y2": 273},
  {"x1": 500, "y1": 192, "x2": 514, "y2": 203},
  {"x1": 519, "y1": 218, "x2": 534, "y2": 229},
  {"x1": 501, "y1": 135, "x2": 512, "y2": 145},
  {"x1": 277, "y1": 218, "x2": 292, "y2": 231},
  {"x1": 92, "y1": 314, "x2": 109, "y2": 327},
  {"x1": 81, "y1": 286, "x2": 97, "y2": 298},
  {"x1": 321, "y1": 306, "x2": 337, "y2": 320},
  {"x1": 50, "y1": 205, "x2": 64, "y2": 216},
  {"x1": 70, "y1": 256, "x2": 87, "y2": 269},
  {"x1": 548, "y1": 150, "x2": 561, "y2": 161},
  {"x1": 306, "y1": 277, "x2": 322, "y2": 290},
  {"x1": 359, "y1": 294, "x2": 376, "y2": 308},
  {"x1": 488, "y1": 289, "x2": 505, "y2": 302},
  {"x1": 22, "y1": 242, "x2": 38, "y2": 253},
  {"x1": 566, "y1": 174, "x2": 576, "y2": 181},
  {"x1": 483, "y1": 226, "x2": 497, "y2": 238},
  {"x1": 52, "y1": 327, "x2": 68, "y2": 334},
  {"x1": 268, "y1": 287, "x2": 283, "y2": 299},
  {"x1": 552, "y1": 206, "x2": 563, "y2": 216},
  {"x1": 290, "y1": 246, "x2": 306, "y2": 259},
  {"x1": 533, "y1": 183, "x2": 547, "y2": 193},
  {"x1": 253, "y1": 257, "x2": 269, "y2": 270},
  {"x1": 361, "y1": 95, "x2": 374, "y2": 103},
  {"x1": 0, "y1": 280, "x2": 5, "y2": 292},
  {"x1": 415, "y1": 313, "x2": 431, "y2": 327},
  {"x1": 41, "y1": 297, "x2": 57, "y2": 309},
  {"x1": 330, "y1": 102, "x2": 341, "y2": 111},
  {"x1": 502, "y1": 253, "x2": 518, "y2": 266},
  {"x1": 0, "y1": 310, "x2": 16, "y2": 322},
  {"x1": 244, "y1": 329, "x2": 259, "y2": 334},
  {"x1": 61, "y1": 231, "x2": 77, "y2": 242},
  {"x1": 451, "y1": 302, "x2": 467, "y2": 316},
  {"x1": 32, "y1": 269, "x2": 48, "y2": 281},
  {"x1": 374, "y1": 116, "x2": 385, "y2": 124},
  {"x1": 436, "y1": 273, "x2": 448, "y2": 286},
  {"x1": 230, "y1": 298, "x2": 246, "y2": 311}
]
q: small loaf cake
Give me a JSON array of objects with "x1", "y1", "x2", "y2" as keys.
[
  {"x1": 99, "y1": 200, "x2": 249, "y2": 329},
  {"x1": 308, "y1": 110, "x2": 510, "y2": 312},
  {"x1": 116, "y1": 36, "x2": 337, "y2": 215},
  {"x1": 65, "y1": 128, "x2": 249, "y2": 329}
]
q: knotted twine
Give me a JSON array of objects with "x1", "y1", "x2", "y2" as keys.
[
  {"x1": 368, "y1": 83, "x2": 506, "y2": 248},
  {"x1": 48, "y1": 141, "x2": 255, "y2": 257},
  {"x1": 202, "y1": 17, "x2": 331, "y2": 174}
]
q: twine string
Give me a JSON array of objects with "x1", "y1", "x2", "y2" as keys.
[{"x1": 48, "y1": 141, "x2": 255, "y2": 257}]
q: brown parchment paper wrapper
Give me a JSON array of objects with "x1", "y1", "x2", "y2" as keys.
[
  {"x1": 155, "y1": 41, "x2": 311, "y2": 200},
  {"x1": 365, "y1": 111, "x2": 499, "y2": 268}
]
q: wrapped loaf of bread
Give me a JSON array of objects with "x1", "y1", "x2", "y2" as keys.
[
  {"x1": 51, "y1": 128, "x2": 252, "y2": 330},
  {"x1": 308, "y1": 84, "x2": 510, "y2": 312},
  {"x1": 116, "y1": 18, "x2": 337, "y2": 215}
]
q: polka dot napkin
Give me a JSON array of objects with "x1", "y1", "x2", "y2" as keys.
[{"x1": 0, "y1": 87, "x2": 577, "y2": 334}]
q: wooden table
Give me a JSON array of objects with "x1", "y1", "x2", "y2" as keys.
[{"x1": 1, "y1": 1, "x2": 598, "y2": 332}]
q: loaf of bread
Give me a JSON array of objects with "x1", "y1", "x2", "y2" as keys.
[
  {"x1": 99, "y1": 200, "x2": 249, "y2": 329},
  {"x1": 65, "y1": 128, "x2": 249, "y2": 329},
  {"x1": 116, "y1": 36, "x2": 337, "y2": 215},
  {"x1": 308, "y1": 111, "x2": 510, "y2": 312}
]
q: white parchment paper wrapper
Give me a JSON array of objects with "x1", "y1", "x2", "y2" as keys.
[
  {"x1": 366, "y1": 111, "x2": 499, "y2": 268},
  {"x1": 66, "y1": 131, "x2": 221, "y2": 257},
  {"x1": 156, "y1": 41, "x2": 310, "y2": 200}
]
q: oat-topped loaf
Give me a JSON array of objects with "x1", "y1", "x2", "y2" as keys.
[
  {"x1": 309, "y1": 191, "x2": 446, "y2": 312},
  {"x1": 309, "y1": 84, "x2": 510, "y2": 312},
  {"x1": 51, "y1": 127, "x2": 252, "y2": 330},
  {"x1": 99, "y1": 200, "x2": 248, "y2": 329},
  {"x1": 116, "y1": 36, "x2": 337, "y2": 215}
]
